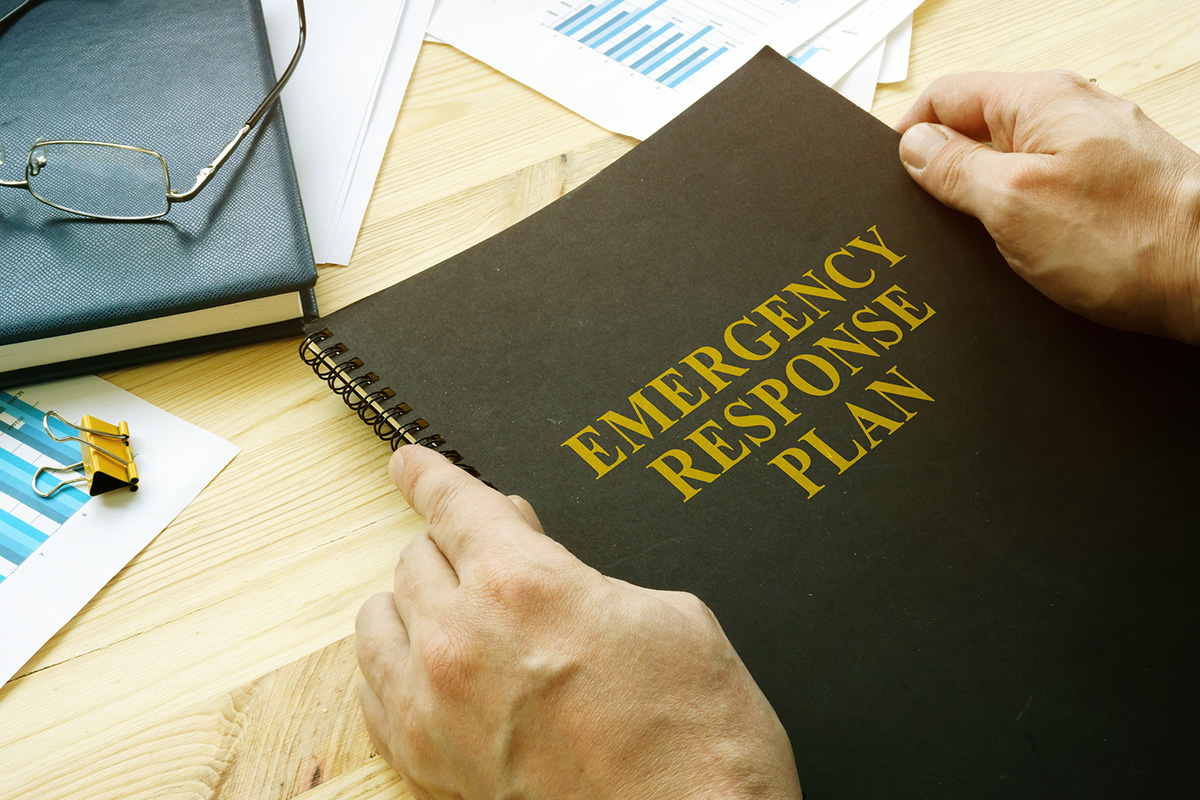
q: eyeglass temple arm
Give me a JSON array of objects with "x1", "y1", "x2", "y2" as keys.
[
  {"x1": 0, "y1": 0, "x2": 38, "y2": 30},
  {"x1": 167, "y1": 0, "x2": 306, "y2": 203}
]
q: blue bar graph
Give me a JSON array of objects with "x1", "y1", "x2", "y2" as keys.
[
  {"x1": 552, "y1": 0, "x2": 729, "y2": 89},
  {"x1": 639, "y1": 24, "x2": 710, "y2": 73},
  {"x1": 558, "y1": 0, "x2": 622, "y2": 36},
  {"x1": 583, "y1": 0, "x2": 664, "y2": 47},
  {"x1": 0, "y1": 392, "x2": 79, "y2": 464},
  {"x1": 581, "y1": 11, "x2": 628, "y2": 46},
  {"x1": 658, "y1": 46, "x2": 706, "y2": 84},
  {"x1": 556, "y1": 4, "x2": 596, "y2": 32},
  {"x1": 606, "y1": 23, "x2": 650, "y2": 57},
  {"x1": 664, "y1": 44, "x2": 726, "y2": 88},
  {"x1": 632, "y1": 32, "x2": 682, "y2": 70},
  {"x1": 0, "y1": 390, "x2": 90, "y2": 582}
]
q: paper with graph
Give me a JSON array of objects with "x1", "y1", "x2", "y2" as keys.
[
  {"x1": 0, "y1": 376, "x2": 237, "y2": 683},
  {"x1": 428, "y1": 0, "x2": 861, "y2": 138}
]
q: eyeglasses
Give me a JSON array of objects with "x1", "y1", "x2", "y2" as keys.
[{"x1": 0, "y1": 0, "x2": 306, "y2": 221}]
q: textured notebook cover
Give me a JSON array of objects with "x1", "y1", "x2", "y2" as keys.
[
  {"x1": 0, "y1": 0, "x2": 315, "y2": 373},
  {"x1": 306, "y1": 50, "x2": 1200, "y2": 797}
]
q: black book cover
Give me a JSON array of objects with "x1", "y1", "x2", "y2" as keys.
[{"x1": 305, "y1": 50, "x2": 1200, "y2": 797}]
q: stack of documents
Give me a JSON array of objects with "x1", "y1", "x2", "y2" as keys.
[
  {"x1": 427, "y1": 0, "x2": 923, "y2": 139},
  {"x1": 261, "y1": 0, "x2": 436, "y2": 266},
  {"x1": 792, "y1": 1, "x2": 918, "y2": 111},
  {"x1": 260, "y1": 1, "x2": 920, "y2": 262}
]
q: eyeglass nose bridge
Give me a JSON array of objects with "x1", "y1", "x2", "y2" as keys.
[
  {"x1": 0, "y1": 139, "x2": 45, "y2": 190},
  {"x1": 28, "y1": 138, "x2": 48, "y2": 176}
]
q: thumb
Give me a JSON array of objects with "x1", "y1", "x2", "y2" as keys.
[{"x1": 899, "y1": 122, "x2": 1018, "y2": 220}]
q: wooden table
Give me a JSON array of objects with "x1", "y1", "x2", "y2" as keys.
[{"x1": 3, "y1": 2, "x2": 1197, "y2": 798}]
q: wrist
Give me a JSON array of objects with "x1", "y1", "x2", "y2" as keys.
[
  {"x1": 673, "y1": 756, "x2": 803, "y2": 800},
  {"x1": 1168, "y1": 164, "x2": 1200, "y2": 345},
  {"x1": 1176, "y1": 169, "x2": 1195, "y2": 345}
]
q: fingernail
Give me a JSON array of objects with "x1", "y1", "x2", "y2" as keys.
[
  {"x1": 900, "y1": 123, "x2": 949, "y2": 171},
  {"x1": 388, "y1": 446, "x2": 405, "y2": 487}
]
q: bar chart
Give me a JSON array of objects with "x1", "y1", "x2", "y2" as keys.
[
  {"x1": 432, "y1": 0, "x2": 857, "y2": 137},
  {"x1": 547, "y1": 0, "x2": 736, "y2": 89},
  {"x1": 0, "y1": 391, "x2": 89, "y2": 583}
]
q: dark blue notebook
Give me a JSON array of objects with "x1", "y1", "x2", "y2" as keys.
[{"x1": 0, "y1": 0, "x2": 316, "y2": 385}]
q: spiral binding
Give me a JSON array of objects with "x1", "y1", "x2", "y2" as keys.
[{"x1": 299, "y1": 330, "x2": 480, "y2": 477}]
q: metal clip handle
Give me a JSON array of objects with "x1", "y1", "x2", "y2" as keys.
[
  {"x1": 43, "y1": 410, "x2": 131, "y2": 466},
  {"x1": 31, "y1": 462, "x2": 87, "y2": 498}
]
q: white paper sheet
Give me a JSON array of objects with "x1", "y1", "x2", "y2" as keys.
[
  {"x1": 788, "y1": 0, "x2": 922, "y2": 87},
  {"x1": 879, "y1": 14, "x2": 914, "y2": 84},
  {"x1": 324, "y1": 0, "x2": 434, "y2": 265},
  {"x1": 428, "y1": 0, "x2": 862, "y2": 139},
  {"x1": 261, "y1": 0, "x2": 435, "y2": 266},
  {"x1": 832, "y1": 38, "x2": 886, "y2": 111},
  {"x1": 0, "y1": 376, "x2": 238, "y2": 684}
]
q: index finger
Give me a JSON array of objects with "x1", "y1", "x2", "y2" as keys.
[
  {"x1": 896, "y1": 70, "x2": 1099, "y2": 151},
  {"x1": 389, "y1": 444, "x2": 533, "y2": 567}
]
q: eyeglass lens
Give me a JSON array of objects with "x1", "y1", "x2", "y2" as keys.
[{"x1": 26, "y1": 142, "x2": 170, "y2": 220}]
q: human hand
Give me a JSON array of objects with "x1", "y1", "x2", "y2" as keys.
[
  {"x1": 355, "y1": 444, "x2": 803, "y2": 800},
  {"x1": 897, "y1": 70, "x2": 1200, "y2": 344}
]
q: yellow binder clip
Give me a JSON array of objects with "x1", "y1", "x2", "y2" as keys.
[{"x1": 32, "y1": 411, "x2": 140, "y2": 498}]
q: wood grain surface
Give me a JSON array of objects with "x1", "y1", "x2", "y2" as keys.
[{"x1": 2, "y1": 1, "x2": 1197, "y2": 797}]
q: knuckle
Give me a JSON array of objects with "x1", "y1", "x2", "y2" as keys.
[
  {"x1": 1048, "y1": 69, "x2": 1091, "y2": 92},
  {"x1": 421, "y1": 473, "x2": 472, "y2": 531},
  {"x1": 389, "y1": 701, "x2": 437, "y2": 777},
  {"x1": 394, "y1": 541, "x2": 416, "y2": 575},
  {"x1": 983, "y1": 186, "x2": 1032, "y2": 244},
  {"x1": 923, "y1": 70, "x2": 972, "y2": 101},
  {"x1": 417, "y1": 628, "x2": 473, "y2": 696},
  {"x1": 677, "y1": 589, "x2": 712, "y2": 616},
  {"x1": 478, "y1": 557, "x2": 557, "y2": 609},
  {"x1": 929, "y1": 141, "x2": 973, "y2": 203},
  {"x1": 355, "y1": 592, "x2": 391, "y2": 636},
  {"x1": 358, "y1": 640, "x2": 405, "y2": 687},
  {"x1": 1045, "y1": 70, "x2": 1145, "y2": 125},
  {"x1": 1115, "y1": 95, "x2": 1147, "y2": 125},
  {"x1": 665, "y1": 589, "x2": 721, "y2": 628},
  {"x1": 393, "y1": 539, "x2": 431, "y2": 590},
  {"x1": 404, "y1": 449, "x2": 469, "y2": 521},
  {"x1": 402, "y1": 704, "x2": 429, "y2": 752},
  {"x1": 394, "y1": 534, "x2": 436, "y2": 578},
  {"x1": 354, "y1": 626, "x2": 379, "y2": 664},
  {"x1": 400, "y1": 447, "x2": 435, "y2": 495}
]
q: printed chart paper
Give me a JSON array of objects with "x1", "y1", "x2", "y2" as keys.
[
  {"x1": 0, "y1": 376, "x2": 238, "y2": 684},
  {"x1": 0, "y1": 401, "x2": 89, "y2": 582},
  {"x1": 428, "y1": 0, "x2": 861, "y2": 138},
  {"x1": 789, "y1": 0, "x2": 923, "y2": 86}
]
